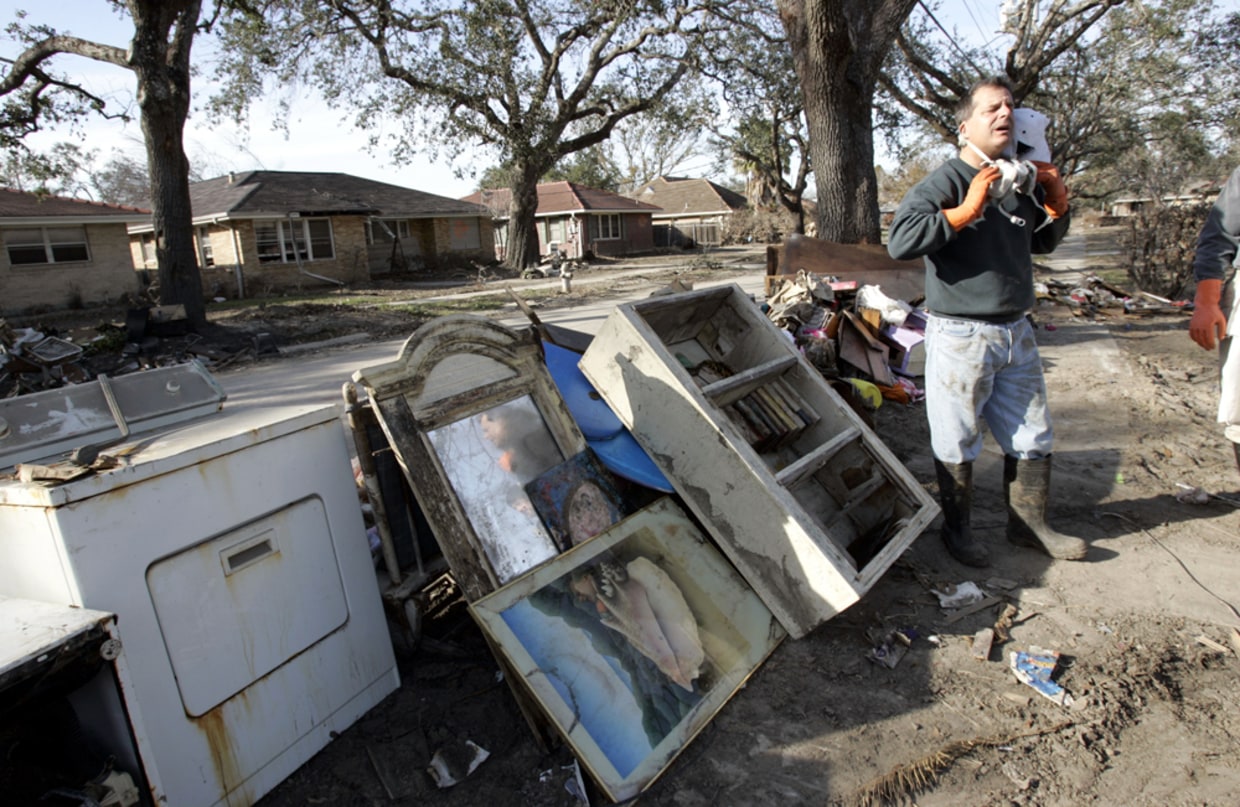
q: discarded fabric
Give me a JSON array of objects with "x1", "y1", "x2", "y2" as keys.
[{"x1": 931, "y1": 581, "x2": 986, "y2": 609}]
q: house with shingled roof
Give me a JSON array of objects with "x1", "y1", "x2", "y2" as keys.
[
  {"x1": 0, "y1": 188, "x2": 151, "y2": 315},
  {"x1": 128, "y1": 171, "x2": 495, "y2": 298},
  {"x1": 630, "y1": 176, "x2": 749, "y2": 248},
  {"x1": 461, "y1": 180, "x2": 661, "y2": 261}
]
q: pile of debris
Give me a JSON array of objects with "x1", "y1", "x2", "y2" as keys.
[
  {"x1": 1036, "y1": 273, "x2": 1187, "y2": 316},
  {"x1": 0, "y1": 319, "x2": 92, "y2": 397},
  {"x1": 0, "y1": 306, "x2": 264, "y2": 398},
  {"x1": 762, "y1": 269, "x2": 927, "y2": 421}
]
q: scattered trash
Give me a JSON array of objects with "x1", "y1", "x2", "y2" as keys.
[
  {"x1": 565, "y1": 760, "x2": 590, "y2": 805},
  {"x1": 868, "y1": 627, "x2": 917, "y2": 669},
  {"x1": 844, "y1": 377, "x2": 883, "y2": 410},
  {"x1": 931, "y1": 581, "x2": 986, "y2": 609},
  {"x1": 1010, "y1": 647, "x2": 1075, "y2": 707},
  {"x1": 1195, "y1": 634, "x2": 1233, "y2": 655},
  {"x1": 856, "y1": 285, "x2": 913, "y2": 327},
  {"x1": 1001, "y1": 761, "x2": 1035, "y2": 790},
  {"x1": 427, "y1": 739, "x2": 490, "y2": 788},
  {"x1": 1174, "y1": 484, "x2": 1211, "y2": 504},
  {"x1": 971, "y1": 627, "x2": 995, "y2": 661},
  {"x1": 1175, "y1": 482, "x2": 1240, "y2": 508},
  {"x1": 993, "y1": 603, "x2": 1020, "y2": 643}
]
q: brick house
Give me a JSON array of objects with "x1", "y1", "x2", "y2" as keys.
[
  {"x1": 129, "y1": 171, "x2": 495, "y2": 299},
  {"x1": 630, "y1": 176, "x2": 749, "y2": 248},
  {"x1": 462, "y1": 181, "x2": 661, "y2": 261},
  {"x1": 0, "y1": 189, "x2": 151, "y2": 316}
]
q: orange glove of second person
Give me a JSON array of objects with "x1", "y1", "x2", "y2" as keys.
[
  {"x1": 1032, "y1": 161, "x2": 1069, "y2": 219},
  {"x1": 943, "y1": 165, "x2": 1001, "y2": 232},
  {"x1": 1190, "y1": 278, "x2": 1228, "y2": 350}
]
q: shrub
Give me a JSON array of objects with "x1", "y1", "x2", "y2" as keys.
[{"x1": 1122, "y1": 202, "x2": 1211, "y2": 299}]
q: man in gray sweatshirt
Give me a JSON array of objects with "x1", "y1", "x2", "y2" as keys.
[
  {"x1": 888, "y1": 75, "x2": 1084, "y2": 567},
  {"x1": 1189, "y1": 166, "x2": 1240, "y2": 473}
]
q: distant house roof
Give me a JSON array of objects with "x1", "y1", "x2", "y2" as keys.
[
  {"x1": 0, "y1": 188, "x2": 150, "y2": 225},
  {"x1": 130, "y1": 170, "x2": 490, "y2": 232},
  {"x1": 631, "y1": 176, "x2": 748, "y2": 218},
  {"x1": 461, "y1": 180, "x2": 662, "y2": 218}
]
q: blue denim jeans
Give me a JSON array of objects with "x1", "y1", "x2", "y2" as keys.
[{"x1": 924, "y1": 314, "x2": 1054, "y2": 464}]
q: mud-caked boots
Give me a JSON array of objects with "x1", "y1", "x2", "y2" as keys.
[
  {"x1": 934, "y1": 459, "x2": 989, "y2": 567},
  {"x1": 1003, "y1": 455, "x2": 1088, "y2": 560}
]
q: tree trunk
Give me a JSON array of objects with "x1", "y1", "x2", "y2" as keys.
[
  {"x1": 129, "y1": 0, "x2": 206, "y2": 330},
  {"x1": 805, "y1": 79, "x2": 882, "y2": 243},
  {"x1": 778, "y1": 0, "x2": 917, "y2": 244},
  {"x1": 504, "y1": 162, "x2": 545, "y2": 271}
]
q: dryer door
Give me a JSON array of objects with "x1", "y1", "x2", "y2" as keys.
[{"x1": 147, "y1": 495, "x2": 349, "y2": 716}]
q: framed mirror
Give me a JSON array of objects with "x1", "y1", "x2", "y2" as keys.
[{"x1": 355, "y1": 315, "x2": 589, "y2": 599}]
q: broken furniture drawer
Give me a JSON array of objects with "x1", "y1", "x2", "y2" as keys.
[{"x1": 579, "y1": 284, "x2": 939, "y2": 639}]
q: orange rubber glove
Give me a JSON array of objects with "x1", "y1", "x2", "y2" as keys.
[
  {"x1": 943, "y1": 165, "x2": 1001, "y2": 231},
  {"x1": 1032, "y1": 161, "x2": 1069, "y2": 219},
  {"x1": 1190, "y1": 278, "x2": 1227, "y2": 350}
]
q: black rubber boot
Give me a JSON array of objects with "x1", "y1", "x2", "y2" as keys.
[
  {"x1": 934, "y1": 459, "x2": 989, "y2": 567},
  {"x1": 1004, "y1": 455, "x2": 1088, "y2": 560}
]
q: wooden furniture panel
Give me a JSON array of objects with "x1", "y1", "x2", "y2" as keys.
[{"x1": 580, "y1": 285, "x2": 939, "y2": 638}]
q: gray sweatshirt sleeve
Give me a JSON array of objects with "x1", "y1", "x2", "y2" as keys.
[{"x1": 1193, "y1": 166, "x2": 1240, "y2": 282}]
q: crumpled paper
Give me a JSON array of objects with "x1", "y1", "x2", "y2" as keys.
[{"x1": 1010, "y1": 646, "x2": 1074, "y2": 707}]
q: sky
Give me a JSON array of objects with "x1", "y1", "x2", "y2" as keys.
[
  {"x1": 4, "y1": 1, "x2": 1230, "y2": 198},
  {"x1": 0, "y1": 1, "x2": 488, "y2": 197}
]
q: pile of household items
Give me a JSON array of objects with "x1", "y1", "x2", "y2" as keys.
[{"x1": 349, "y1": 271, "x2": 941, "y2": 802}]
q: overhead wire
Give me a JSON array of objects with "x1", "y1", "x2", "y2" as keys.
[
  {"x1": 916, "y1": 0, "x2": 988, "y2": 80},
  {"x1": 958, "y1": 0, "x2": 992, "y2": 45}
]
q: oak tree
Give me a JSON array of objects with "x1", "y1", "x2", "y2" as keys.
[
  {"x1": 776, "y1": 0, "x2": 919, "y2": 244},
  {"x1": 0, "y1": 1, "x2": 214, "y2": 328},
  {"x1": 214, "y1": 0, "x2": 712, "y2": 270}
]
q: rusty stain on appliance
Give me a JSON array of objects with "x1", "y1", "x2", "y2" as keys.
[{"x1": 193, "y1": 693, "x2": 255, "y2": 806}]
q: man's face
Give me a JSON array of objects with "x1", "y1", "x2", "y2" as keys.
[{"x1": 961, "y1": 85, "x2": 1014, "y2": 159}]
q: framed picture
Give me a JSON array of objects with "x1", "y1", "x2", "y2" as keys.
[
  {"x1": 524, "y1": 449, "x2": 636, "y2": 551},
  {"x1": 470, "y1": 497, "x2": 784, "y2": 803},
  {"x1": 427, "y1": 394, "x2": 565, "y2": 583}
]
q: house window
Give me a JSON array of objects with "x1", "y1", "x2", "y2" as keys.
[
  {"x1": 546, "y1": 218, "x2": 566, "y2": 244},
  {"x1": 367, "y1": 218, "x2": 410, "y2": 245},
  {"x1": 196, "y1": 226, "x2": 215, "y2": 267},
  {"x1": 5, "y1": 226, "x2": 90, "y2": 265},
  {"x1": 138, "y1": 233, "x2": 158, "y2": 266},
  {"x1": 255, "y1": 218, "x2": 335, "y2": 263},
  {"x1": 450, "y1": 218, "x2": 481, "y2": 250},
  {"x1": 591, "y1": 214, "x2": 621, "y2": 240}
]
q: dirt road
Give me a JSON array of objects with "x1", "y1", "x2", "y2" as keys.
[{"x1": 255, "y1": 231, "x2": 1240, "y2": 807}]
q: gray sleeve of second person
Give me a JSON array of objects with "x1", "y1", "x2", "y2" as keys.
[{"x1": 1193, "y1": 167, "x2": 1240, "y2": 282}]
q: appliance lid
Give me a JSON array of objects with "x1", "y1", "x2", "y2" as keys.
[{"x1": 0, "y1": 361, "x2": 227, "y2": 471}]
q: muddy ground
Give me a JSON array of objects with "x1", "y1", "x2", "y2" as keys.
[{"x1": 16, "y1": 237, "x2": 1240, "y2": 806}]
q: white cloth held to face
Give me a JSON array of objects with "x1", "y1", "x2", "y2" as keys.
[{"x1": 1012, "y1": 107, "x2": 1052, "y2": 163}]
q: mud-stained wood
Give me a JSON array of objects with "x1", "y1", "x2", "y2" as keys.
[
  {"x1": 354, "y1": 315, "x2": 590, "y2": 602},
  {"x1": 701, "y1": 355, "x2": 798, "y2": 407},
  {"x1": 580, "y1": 284, "x2": 939, "y2": 639},
  {"x1": 765, "y1": 233, "x2": 926, "y2": 300}
]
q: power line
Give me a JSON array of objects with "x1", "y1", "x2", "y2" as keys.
[
  {"x1": 958, "y1": 0, "x2": 993, "y2": 46},
  {"x1": 916, "y1": 0, "x2": 988, "y2": 80}
]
